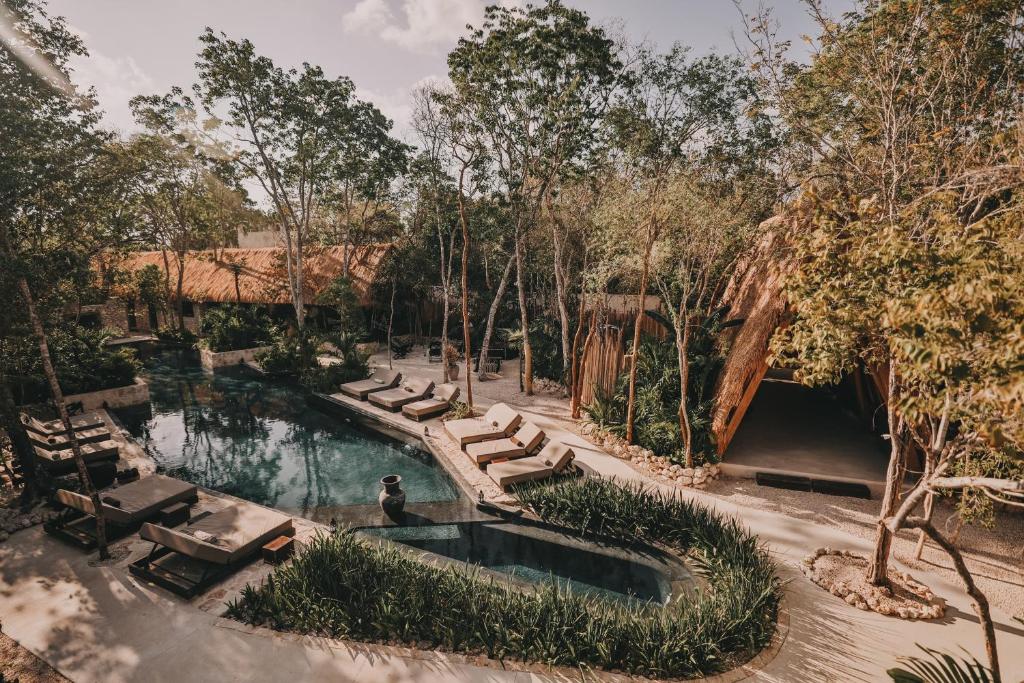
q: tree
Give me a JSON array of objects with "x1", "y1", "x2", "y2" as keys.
[
  {"x1": 606, "y1": 46, "x2": 766, "y2": 444},
  {"x1": 746, "y1": 1, "x2": 1023, "y2": 674},
  {"x1": 0, "y1": 0, "x2": 115, "y2": 555},
  {"x1": 447, "y1": 0, "x2": 622, "y2": 395},
  {"x1": 167, "y1": 31, "x2": 396, "y2": 330}
]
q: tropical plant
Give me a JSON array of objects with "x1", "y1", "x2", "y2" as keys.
[
  {"x1": 227, "y1": 478, "x2": 778, "y2": 679},
  {"x1": 888, "y1": 646, "x2": 994, "y2": 683},
  {"x1": 198, "y1": 305, "x2": 275, "y2": 353}
]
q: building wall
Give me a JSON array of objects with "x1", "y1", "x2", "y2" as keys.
[
  {"x1": 236, "y1": 227, "x2": 282, "y2": 248},
  {"x1": 96, "y1": 297, "x2": 200, "y2": 335}
]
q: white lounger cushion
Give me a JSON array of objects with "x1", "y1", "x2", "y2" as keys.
[
  {"x1": 486, "y1": 442, "x2": 575, "y2": 489},
  {"x1": 140, "y1": 503, "x2": 293, "y2": 565},
  {"x1": 465, "y1": 421, "x2": 545, "y2": 464},
  {"x1": 444, "y1": 403, "x2": 522, "y2": 447}
]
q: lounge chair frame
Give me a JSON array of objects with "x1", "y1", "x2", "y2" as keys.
[{"x1": 128, "y1": 516, "x2": 295, "y2": 598}]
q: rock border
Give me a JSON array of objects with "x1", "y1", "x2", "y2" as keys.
[
  {"x1": 800, "y1": 547, "x2": 945, "y2": 619},
  {"x1": 578, "y1": 420, "x2": 722, "y2": 488}
]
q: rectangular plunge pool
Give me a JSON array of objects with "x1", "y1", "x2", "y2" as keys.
[{"x1": 363, "y1": 522, "x2": 691, "y2": 605}]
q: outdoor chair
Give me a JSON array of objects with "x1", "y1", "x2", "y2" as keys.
[
  {"x1": 444, "y1": 402, "x2": 522, "y2": 449},
  {"x1": 368, "y1": 377, "x2": 435, "y2": 412},
  {"x1": 129, "y1": 501, "x2": 294, "y2": 598},
  {"x1": 45, "y1": 474, "x2": 199, "y2": 550},
  {"x1": 20, "y1": 411, "x2": 106, "y2": 437},
  {"x1": 486, "y1": 441, "x2": 575, "y2": 490},
  {"x1": 401, "y1": 383, "x2": 460, "y2": 421},
  {"x1": 466, "y1": 421, "x2": 545, "y2": 466},
  {"x1": 337, "y1": 368, "x2": 401, "y2": 400},
  {"x1": 33, "y1": 440, "x2": 119, "y2": 475}
]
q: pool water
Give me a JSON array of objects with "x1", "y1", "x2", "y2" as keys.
[
  {"x1": 364, "y1": 522, "x2": 679, "y2": 605},
  {"x1": 118, "y1": 353, "x2": 460, "y2": 516}
]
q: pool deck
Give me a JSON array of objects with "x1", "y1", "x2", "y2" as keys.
[{"x1": 1, "y1": 363, "x2": 1023, "y2": 682}]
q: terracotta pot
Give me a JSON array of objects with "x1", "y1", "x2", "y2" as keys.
[
  {"x1": 378, "y1": 474, "x2": 406, "y2": 517},
  {"x1": 447, "y1": 364, "x2": 460, "y2": 380}
]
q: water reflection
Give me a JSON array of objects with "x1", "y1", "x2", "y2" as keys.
[{"x1": 119, "y1": 352, "x2": 459, "y2": 516}]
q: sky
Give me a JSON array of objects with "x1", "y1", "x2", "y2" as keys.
[{"x1": 47, "y1": 0, "x2": 849, "y2": 144}]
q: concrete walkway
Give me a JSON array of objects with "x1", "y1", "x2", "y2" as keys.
[{"x1": 2, "y1": 353, "x2": 1022, "y2": 682}]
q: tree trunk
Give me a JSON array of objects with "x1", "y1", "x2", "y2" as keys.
[
  {"x1": 572, "y1": 309, "x2": 598, "y2": 419},
  {"x1": 568, "y1": 288, "x2": 587, "y2": 414},
  {"x1": 438, "y1": 228, "x2": 454, "y2": 384},
  {"x1": 907, "y1": 517, "x2": 1000, "y2": 681},
  {"x1": 160, "y1": 248, "x2": 175, "y2": 330},
  {"x1": 478, "y1": 255, "x2": 514, "y2": 382},
  {"x1": 16, "y1": 276, "x2": 109, "y2": 559},
  {"x1": 545, "y1": 194, "x2": 572, "y2": 384},
  {"x1": 914, "y1": 491, "x2": 934, "y2": 560},
  {"x1": 387, "y1": 277, "x2": 395, "y2": 370},
  {"x1": 455, "y1": 167, "x2": 474, "y2": 407},
  {"x1": 625, "y1": 226, "x2": 656, "y2": 444},
  {"x1": 676, "y1": 317, "x2": 693, "y2": 468},
  {"x1": 174, "y1": 250, "x2": 187, "y2": 331},
  {"x1": 514, "y1": 229, "x2": 533, "y2": 395},
  {"x1": 868, "y1": 362, "x2": 904, "y2": 586}
]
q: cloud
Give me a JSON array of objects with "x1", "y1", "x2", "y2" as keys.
[
  {"x1": 341, "y1": 0, "x2": 517, "y2": 53},
  {"x1": 65, "y1": 25, "x2": 158, "y2": 134}
]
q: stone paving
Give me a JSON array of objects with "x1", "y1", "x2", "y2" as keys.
[{"x1": 1, "y1": 367, "x2": 1022, "y2": 682}]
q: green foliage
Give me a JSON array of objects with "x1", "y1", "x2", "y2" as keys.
[
  {"x1": 294, "y1": 332, "x2": 369, "y2": 391},
  {"x1": 583, "y1": 330, "x2": 722, "y2": 464},
  {"x1": 228, "y1": 478, "x2": 778, "y2": 679},
  {"x1": 155, "y1": 326, "x2": 197, "y2": 348},
  {"x1": 198, "y1": 305, "x2": 275, "y2": 353},
  {"x1": 442, "y1": 400, "x2": 475, "y2": 421},
  {"x1": 316, "y1": 276, "x2": 365, "y2": 337},
  {"x1": 3, "y1": 324, "x2": 139, "y2": 403},
  {"x1": 888, "y1": 645, "x2": 993, "y2": 682}
]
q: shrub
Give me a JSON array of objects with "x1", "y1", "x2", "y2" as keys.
[
  {"x1": 582, "y1": 327, "x2": 723, "y2": 465},
  {"x1": 156, "y1": 326, "x2": 197, "y2": 348},
  {"x1": 442, "y1": 400, "x2": 475, "y2": 421},
  {"x1": 227, "y1": 479, "x2": 779, "y2": 679},
  {"x1": 198, "y1": 305, "x2": 275, "y2": 352},
  {"x1": 3, "y1": 324, "x2": 140, "y2": 403}
]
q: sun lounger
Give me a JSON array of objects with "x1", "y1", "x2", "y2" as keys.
[
  {"x1": 486, "y1": 441, "x2": 575, "y2": 489},
  {"x1": 28, "y1": 426, "x2": 112, "y2": 450},
  {"x1": 337, "y1": 368, "x2": 402, "y2": 400},
  {"x1": 44, "y1": 475, "x2": 199, "y2": 550},
  {"x1": 20, "y1": 411, "x2": 106, "y2": 436},
  {"x1": 402, "y1": 383, "x2": 460, "y2": 421},
  {"x1": 466, "y1": 421, "x2": 545, "y2": 465},
  {"x1": 33, "y1": 440, "x2": 119, "y2": 474},
  {"x1": 368, "y1": 377, "x2": 435, "y2": 411},
  {"x1": 129, "y1": 502, "x2": 294, "y2": 598},
  {"x1": 444, "y1": 403, "x2": 522, "y2": 449}
]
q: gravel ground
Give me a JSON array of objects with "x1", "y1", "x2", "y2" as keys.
[
  {"x1": 702, "y1": 476, "x2": 1024, "y2": 619},
  {"x1": 0, "y1": 631, "x2": 69, "y2": 683}
]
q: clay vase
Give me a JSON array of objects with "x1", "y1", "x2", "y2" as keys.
[{"x1": 378, "y1": 474, "x2": 406, "y2": 518}]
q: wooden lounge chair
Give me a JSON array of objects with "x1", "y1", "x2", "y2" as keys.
[
  {"x1": 444, "y1": 402, "x2": 522, "y2": 449},
  {"x1": 368, "y1": 377, "x2": 435, "y2": 412},
  {"x1": 28, "y1": 426, "x2": 112, "y2": 450},
  {"x1": 45, "y1": 475, "x2": 199, "y2": 550},
  {"x1": 20, "y1": 411, "x2": 106, "y2": 436},
  {"x1": 130, "y1": 502, "x2": 294, "y2": 598},
  {"x1": 33, "y1": 440, "x2": 119, "y2": 474},
  {"x1": 466, "y1": 421, "x2": 545, "y2": 466},
  {"x1": 337, "y1": 368, "x2": 402, "y2": 400},
  {"x1": 486, "y1": 441, "x2": 575, "y2": 489},
  {"x1": 402, "y1": 383, "x2": 460, "y2": 421}
]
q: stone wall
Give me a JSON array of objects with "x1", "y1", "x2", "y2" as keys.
[
  {"x1": 199, "y1": 346, "x2": 270, "y2": 372},
  {"x1": 63, "y1": 377, "x2": 150, "y2": 411}
]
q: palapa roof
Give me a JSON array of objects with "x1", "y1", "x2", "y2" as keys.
[
  {"x1": 711, "y1": 216, "x2": 795, "y2": 454},
  {"x1": 111, "y1": 245, "x2": 391, "y2": 306}
]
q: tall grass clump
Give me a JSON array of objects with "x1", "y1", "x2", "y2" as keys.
[{"x1": 228, "y1": 478, "x2": 780, "y2": 679}]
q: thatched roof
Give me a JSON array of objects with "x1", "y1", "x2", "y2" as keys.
[
  {"x1": 110, "y1": 245, "x2": 390, "y2": 306},
  {"x1": 711, "y1": 215, "x2": 795, "y2": 455}
]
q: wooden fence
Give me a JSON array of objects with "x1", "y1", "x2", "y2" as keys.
[{"x1": 577, "y1": 310, "x2": 670, "y2": 407}]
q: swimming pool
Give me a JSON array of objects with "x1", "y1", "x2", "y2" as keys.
[
  {"x1": 363, "y1": 522, "x2": 695, "y2": 605},
  {"x1": 118, "y1": 353, "x2": 460, "y2": 517}
]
